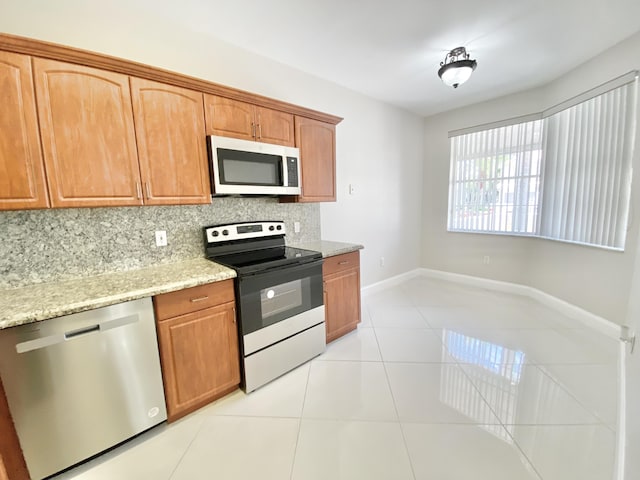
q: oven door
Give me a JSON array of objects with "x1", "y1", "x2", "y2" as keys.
[{"x1": 236, "y1": 260, "x2": 323, "y2": 355}]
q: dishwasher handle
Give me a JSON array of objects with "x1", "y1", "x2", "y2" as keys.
[
  {"x1": 15, "y1": 314, "x2": 139, "y2": 354},
  {"x1": 65, "y1": 324, "x2": 100, "y2": 339}
]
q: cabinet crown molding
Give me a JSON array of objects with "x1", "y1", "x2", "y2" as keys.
[{"x1": 0, "y1": 33, "x2": 343, "y2": 125}]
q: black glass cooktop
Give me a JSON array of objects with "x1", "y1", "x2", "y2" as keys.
[{"x1": 209, "y1": 246, "x2": 322, "y2": 275}]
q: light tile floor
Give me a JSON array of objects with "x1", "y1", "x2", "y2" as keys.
[{"x1": 56, "y1": 277, "x2": 620, "y2": 480}]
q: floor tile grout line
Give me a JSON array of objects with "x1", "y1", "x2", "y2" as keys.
[
  {"x1": 372, "y1": 324, "x2": 418, "y2": 480},
  {"x1": 288, "y1": 358, "x2": 312, "y2": 480},
  {"x1": 532, "y1": 362, "x2": 617, "y2": 428},
  {"x1": 166, "y1": 414, "x2": 209, "y2": 480},
  {"x1": 445, "y1": 323, "x2": 548, "y2": 480}
]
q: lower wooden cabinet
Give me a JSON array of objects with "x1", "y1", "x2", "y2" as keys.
[
  {"x1": 0, "y1": 378, "x2": 28, "y2": 480},
  {"x1": 154, "y1": 280, "x2": 240, "y2": 422},
  {"x1": 323, "y1": 251, "x2": 361, "y2": 343}
]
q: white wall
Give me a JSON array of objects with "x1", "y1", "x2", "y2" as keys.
[
  {"x1": 0, "y1": 0, "x2": 424, "y2": 287},
  {"x1": 423, "y1": 31, "x2": 640, "y2": 324}
]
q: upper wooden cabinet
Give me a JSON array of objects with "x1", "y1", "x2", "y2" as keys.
[
  {"x1": 33, "y1": 58, "x2": 143, "y2": 207},
  {"x1": 0, "y1": 35, "x2": 342, "y2": 210},
  {"x1": 255, "y1": 106, "x2": 295, "y2": 146},
  {"x1": 130, "y1": 78, "x2": 210, "y2": 205},
  {"x1": 290, "y1": 116, "x2": 336, "y2": 202},
  {"x1": 0, "y1": 51, "x2": 49, "y2": 210},
  {"x1": 204, "y1": 95, "x2": 295, "y2": 147}
]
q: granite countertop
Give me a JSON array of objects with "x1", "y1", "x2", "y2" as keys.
[
  {"x1": 291, "y1": 240, "x2": 364, "y2": 258},
  {"x1": 0, "y1": 240, "x2": 363, "y2": 331},
  {"x1": 0, "y1": 258, "x2": 236, "y2": 330}
]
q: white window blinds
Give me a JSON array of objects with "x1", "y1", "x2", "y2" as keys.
[
  {"x1": 448, "y1": 120, "x2": 543, "y2": 234},
  {"x1": 447, "y1": 72, "x2": 638, "y2": 250},
  {"x1": 538, "y1": 81, "x2": 637, "y2": 249}
]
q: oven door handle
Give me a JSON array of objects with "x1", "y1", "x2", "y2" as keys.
[{"x1": 240, "y1": 258, "x2": 323, "y2": 277}]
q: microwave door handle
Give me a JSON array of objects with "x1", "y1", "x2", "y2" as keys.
[{"x1": 281, "y1": 157, "x2": 288, "y2": 187}]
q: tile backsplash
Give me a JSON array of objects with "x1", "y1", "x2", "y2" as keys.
[{"x1": 0, "y1": 198, "x2": 320, "y2": 289}]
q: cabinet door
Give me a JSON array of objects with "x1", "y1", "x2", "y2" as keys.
[
  {"x1": 131, "y1": 78, "x2": 210, "y2": 205},
  {"x1": 324, "y1": 267, "x2": 361, "y2": 343},
  {"x1": 293, "y1": 116, "x2": 336, "y2": 202},
  {"x1": 0, "y1": 52, "x2": 49, "y2": 210},
  {"x1": 255, "y1": 106, "x2": 295, "y2": 146},
  {"x1": 203, "y1": 95, "x2": 255, "y2": 141},
  {"x1": 157, "y1": 302, "x2": 240, "y2": 422},
  {"x1": 0, "y1": 379, "x2": 29, "y2": 480},
  {"x1": 33, "y1": 59, "x2": 142, "y2": 207}
]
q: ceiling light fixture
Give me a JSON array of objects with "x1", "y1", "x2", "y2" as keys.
[{"x1": 438, "y1": 47, "x2": 477, "y2": 88}]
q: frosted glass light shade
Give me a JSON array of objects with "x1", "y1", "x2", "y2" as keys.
[{"x1": 438, "y1": 59, "x2": 477, "y2": 88}]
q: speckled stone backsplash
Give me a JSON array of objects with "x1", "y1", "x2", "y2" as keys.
[{"x1": 0, "y1": 198, "x2": 320, "y2": 289}]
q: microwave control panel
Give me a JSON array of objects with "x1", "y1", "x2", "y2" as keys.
[{"x1": 286, "y1": 157, "x2": 299, "y2": 187}]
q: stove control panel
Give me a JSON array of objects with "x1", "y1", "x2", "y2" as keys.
[{"x1": 204, "y1": 221, "x2": 285, "y2": 244}]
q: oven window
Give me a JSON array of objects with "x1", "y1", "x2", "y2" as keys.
[
  {"x1": 237, "y1": 262, "x2": 323, "y2": 337},
  {"x1": 217, "y1": 148, "x2": 283, "y2": 186},
  {"x1": 261, "y1": 279, "x2": 304, "y2": 320}
]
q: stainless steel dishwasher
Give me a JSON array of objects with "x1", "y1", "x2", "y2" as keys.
[{"x1": 0, "y1": 297, "x2": 167, "y2": 480}]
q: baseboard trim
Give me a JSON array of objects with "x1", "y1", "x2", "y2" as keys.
[
  {"x1": 361, "y1": 269, "x2": 423, "y2": 298},
  {"x1": 362, "y1": 268, "x2": 621, "y2": 339}
]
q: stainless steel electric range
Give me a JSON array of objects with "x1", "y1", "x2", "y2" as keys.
[{"x1": 204, "y1": 221, "x2": 325, "y2": 392}]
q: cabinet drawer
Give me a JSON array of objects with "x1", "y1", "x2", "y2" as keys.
[
  {"x1": 323, "y1": 251, "x2": 360, "y2": 276},
  {"x1": 154, "y1": 280, "x2": 235, "y2": 321}
]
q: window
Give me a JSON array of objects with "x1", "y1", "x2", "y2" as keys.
[
  {"x1": 448, "y1": 119, "x2": 543, "y2": 234},
  {"x1": 539, "y1": 84, "x2": 636, "y2": 249},
  {"x1": 447, "y1": 73, "x2": 637, "y2": 250}
]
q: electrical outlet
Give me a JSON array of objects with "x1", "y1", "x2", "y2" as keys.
[
  {"x1": 294, "y1": 221, "x2": 301, "y2": 233},
  {"x1": 349, "y1": 184, "x2": 356, "y2": 195},
  {"x1": 155, "y1": 230, "x2": 167, "y2": 247},
  {"x1": 483, "y1": 255, "x2": 490, "y2": 265}
]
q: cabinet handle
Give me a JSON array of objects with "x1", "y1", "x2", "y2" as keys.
[
  {"x1": 190, "y1": 295, "x2": 209, "y2": 303},
  {"x1": 232, "y1": 306, "x2": 236, "y2": 324},
  {"x1": 144, "y1": 182, "x2": 151, "y2": 199},
  {"x1": 251, "y1": 122, "x2": 256, "y2": 139},
  {"x1": 136, "y1": 182, "x2": 142, "y2": 200},
  {"x1": 257, "y1": 123, "x2": 262, "y2": 140},
  {"x1": 338, "y1": 261, "x2": 349, "y2": 265}
]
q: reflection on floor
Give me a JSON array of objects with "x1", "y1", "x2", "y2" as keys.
[{"x1": 55, "y1": 277, "x2": 620, "y2": 480}]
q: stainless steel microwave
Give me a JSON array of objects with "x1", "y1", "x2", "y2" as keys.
[{"x1": 208, "y1": 135, "x2": 301, "y2": 195}]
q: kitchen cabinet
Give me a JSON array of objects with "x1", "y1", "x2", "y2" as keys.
[
  {"x1": 283, "y1": 116, "x2": 336, "y2": 203},
  {"x1": 130, "y1": 78, "x2": 211, "y2": 205},
  {"x1": 323, "y1": 251, "x2": 361, "y2": 343},
  {"x1": 0, "y1": 458, "x2": 8, "y2": 480},
  {"x1": 33, "y1": 58, "x2": 143, "y2": 208},
  {"x1": 0, "y1": 51, "x2": 49, "y2": 210},
  {"x1": 204, "y1": 95, "x2": 295, "y2": 146},
  {"x1": 154, "y1": 281, "x2": 240, "y2": 422},
  {"x1": 0, "y1": 378, "x2": 28, "y2": 480},
  {"x1": 1, "y1": 34, "x2": 342, "y2": 210}
]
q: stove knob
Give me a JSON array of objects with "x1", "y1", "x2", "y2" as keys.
[
  {"x1": 222, "y1": 229, "x2": 229, "y2": 236},
  {"x1": 276, "y1": 225, "x2": 282, "y2": 231},
  {"x1": 212, "y1": 231, "x2": 219, "y2": 237},
  {"x1": 269, "y1": 226, "x2": 275, "y2": 231}
]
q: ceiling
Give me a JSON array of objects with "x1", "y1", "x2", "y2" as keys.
[{"x1": 138, "y1": 1, "x2": 640, "y2": 116}]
